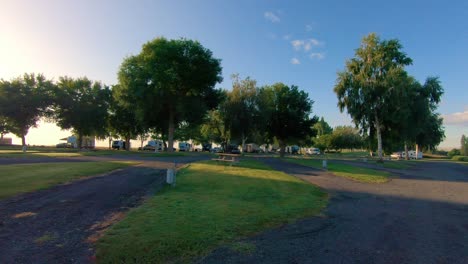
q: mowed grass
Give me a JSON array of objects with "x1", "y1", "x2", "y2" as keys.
[
  {"x1": 0, "y1": 149, "x2": 193, "y2": 158},
  {"x1": 286, "y1": 158, "x2": 390, "y2": 183},
  {"x1": 0, "y1": 161, "x2": 135, "y2": 199},
  {"x1": 96, "y1": 160, "x2": 327, "y2": 263}
]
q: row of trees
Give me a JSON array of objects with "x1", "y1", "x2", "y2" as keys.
[
  {"x1": 0, "y1": 75, "x2": 112, "y2": 149},
  {"x1": 1, "y1": 34, "x2": 445, "y2": 159},
  {"x1": 0, "y1": 38, "x2": 318, "y2": 157}
]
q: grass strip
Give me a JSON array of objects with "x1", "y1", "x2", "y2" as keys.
[
  {"x1": 0, "y1": 161, "x2": 135, "y2": 199},
  {"x1": 96, "y1": 160, "x2": 327, "y2": 263},
  {"x1": 286, "y1": 158, "x2": 390, "y2": 183}
]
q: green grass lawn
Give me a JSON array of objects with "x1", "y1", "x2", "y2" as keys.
[
  {"x1": 0, "y1": 148, "x2": 194, "y2": 158},
  {"x1": 286, "y1": 158, "x2": 390, "y2": 183},
  {"x1": 0, "y1": 161, "x2": 135, "y2": 199},
  {"x1": 96, "y1": 160, "x2": 327, "y2": 263}
]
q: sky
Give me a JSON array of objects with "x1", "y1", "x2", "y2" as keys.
[{"x1": 1, "y1": 0, "x2": 467, "y2": 149}]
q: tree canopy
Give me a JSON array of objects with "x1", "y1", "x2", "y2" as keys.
[
  {"x1": 53, "y1": 77, "x2": 111, "y2": 148},
  {"x1": 118, "y1": 37, "x2": 223, "y2": 152},
  {"x1": 261, "y1": 83, "x2": 317, "y2": 157},
  {"x1": 334, "y1": 33, "x2": 413, "y2": 161},
  {"x1": 0, "y1": 74, "x2": 54, "y2": 146}
]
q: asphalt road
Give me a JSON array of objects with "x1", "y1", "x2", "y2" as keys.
[{"x1": 201, "y1": 159, "x2": 468, "y2": 264}]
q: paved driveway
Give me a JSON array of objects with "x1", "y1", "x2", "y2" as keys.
[{"x1": 202, "y1": 159, "x2": 468, "y2": 264}]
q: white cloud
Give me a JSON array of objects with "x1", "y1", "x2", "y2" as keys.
[
  {"x1": 291, "y1": 40, "x2": 304, "y2": 50},
  {"x1": 290, "y1": 38, "x2": 323, "y2": 51},
  {"x1": 305, "y1": 24, "x2": 313, "y2": 31},
  {"x1": 290, "y1": 58, "x2": 301, "y2": 65},
  {"x1": 310, "y1": 52, "x2": 325, "y2": 60},
  {"x1": 443, "y1": 110, "x2": 468, "y2": 126},
  {"x1": 264, "y1": 11, "x2": 280, "y2": 23}
]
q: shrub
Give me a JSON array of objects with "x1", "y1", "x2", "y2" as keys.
[
  {"x1": 448, "y1": 148, "x2": 461, "y2": 158},
  {"x1": 452, "y1": 156, "x2": 468, "y2": 162}
]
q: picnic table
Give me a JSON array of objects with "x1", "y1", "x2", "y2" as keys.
[{"x1": 212, "y1": 153, "x2": 241, "y2": 165}]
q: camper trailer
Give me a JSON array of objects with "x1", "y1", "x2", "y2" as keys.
[
  {"x1": 139, "y1": 140, "x2": 163, "y2": 151},
  {"x1": 59, "y1": 135, "x2": 95, "y2": 149},
  {"x1": 245, "y1": 143, "x2": 262, "y2": 153},
  {"x1": 112, "y1": 140, "x2": 128, "y2": 150},
  {"x1": 178, "y1": 142, "x2": 192, "y2": 151}
]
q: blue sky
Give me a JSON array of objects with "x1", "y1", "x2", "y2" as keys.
[{"x1": 1, "y1": 0, "x2": 467, "y2": 148}]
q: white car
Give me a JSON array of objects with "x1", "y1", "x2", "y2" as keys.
[{"x1": 306, "y1": 148, "x2": 321, "y2": 155}]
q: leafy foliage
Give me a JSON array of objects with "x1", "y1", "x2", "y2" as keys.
[
  {"x1": 261, "y1": 83, "x2": 318, "y2": 157},
  {"x1": 53, "y1": 77, "x2": 111, "y2": 148},
  {"x1": 0, "y1": 74, "x2": 55, "y2": 145},
  {"x1": 118, "y1": 37, "x2": 223, "y2": 152},
  {"x1": 109, "y1": 84, "x2": 145, "y2": 150},
  {"x1": 334, "y1": 33, "x2": 412, "y2": 160}
]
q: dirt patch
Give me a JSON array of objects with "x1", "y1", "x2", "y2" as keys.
[
  {"x1": 86, "y1": 211, "x2": 127, "y2": 244},
  {"x1": 0, "y1": 166, "x2": 166, "y2": 264}
]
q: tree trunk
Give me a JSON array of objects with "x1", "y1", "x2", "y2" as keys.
[
  {"x1": 167, "y1": 110, "x2": 175, "y2": 153},
  {"x1": 125, "y1": 136, "x2": 131, "y2": 151},
  {"x1": 404, "y1": 142, "x2": 409, "y2": 160},
  {"x1": 108, "y1": 136, "x2": 112, "y2": 150},
  {"x1": 21, "y1": 134, "x2": 27, "y2": 152},
  {"x1": 241, "y1": 133, "x2": 247, "y2": 153},
  {"x1": 374, "y1": 113, "x2": 383, "y2": 162},
  {"x1": 0, "y1": 133, "x2": 4, "y2": 140},
  {"x1": 279, "y1": 140, "x2": 286, "y2": 158},
  {"x1": 415, "y1": 144, "x2": 420, "y2": 159},
  {"x1": 78, "y1": 132, "x2": 83, "y2": 149}
]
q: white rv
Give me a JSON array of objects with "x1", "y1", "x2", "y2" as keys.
[{"x1": 178, "y1": 142, "x2": 192, "y2": 152}]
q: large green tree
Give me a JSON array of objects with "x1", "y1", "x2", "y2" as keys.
[
  {"x1": 261, "y1": 83, "x2": 318, "y2": 158},
  {"x1": 53, "y1": 77, "x2": 111, "y2": 148},
  {"x1": 0, "y1": 74, "x2": 54, "y2": 147},
  {"x1": 329, "y1": 126, "x2": 363, "y2": 151},
  {"x1": 334, "y1": 33, "x2": 412, "y2": 161},
  {"x1": 223, "y1": 74, "x2": 262, "y2": 149},
  {"x1": 118, "y1": 37, "x2": 223, "y2": 152},
  {"x1": 384, "y1": 75, "x2": 445, "y2": 157}
]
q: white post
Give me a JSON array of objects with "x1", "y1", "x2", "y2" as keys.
[
  {"x1": 322, "y1": 160, "x2": 327, "y2": 170},
  {"x1": 166, "y1": 169, "x2": 175, "y2": 186}
]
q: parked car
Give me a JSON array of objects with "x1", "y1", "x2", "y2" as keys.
[
  {"x1": 390, "y1": 152, "x2": 402, "y2": 160},
  {"x1": 139, "y1": 144, "x2": 156, "y2": 151},
  {"x1": 202, "y1": 143, "x2": 212, "y2": 152},
  {"x1": 211, "y1": 147, "x2": 222, "y2": 153},
  {"x1": 306, "y1": 148, "x2": 321, "y2": 155},
  {"x1": 56, "y1": 142, "x2": 72, "y2": 148}
]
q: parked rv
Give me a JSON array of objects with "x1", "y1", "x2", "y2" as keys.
[
  {"x1": 112, "y1": 140, "x2": 128, "y2": 150},
  {"x1": 245, "y1": 143, "x2": 263, "y2": 153},
  {"x1": 139, "y1": 140, "x2": 163, "y2": 151},
  {"x1": 178, "y1": 142, "x2": 192, "y2": 152}
]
